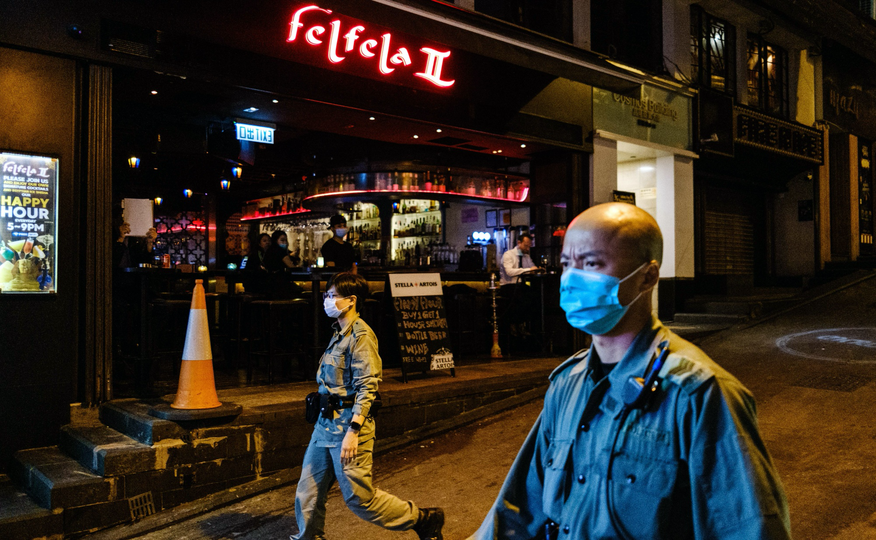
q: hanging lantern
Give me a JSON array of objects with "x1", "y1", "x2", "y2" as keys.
[
  {"x1": 220, "y1": 178, "x2": 231, "y2": 190},
  {"x1": 154, "y1": 196, "x2": 163, "y2": 206},
  {"x1": 183, "y1": 189, "x2": 193, "y2": 198},
  {"x1": 231, "y1": 166, "x2": 243, "y2": 179},
  {"x1": 128, "y1": 156, "x2": 140, "y2": 169}
]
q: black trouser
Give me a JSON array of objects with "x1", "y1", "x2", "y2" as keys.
[{"x1": 499, "y1": 283, "x2": 534, "y2": 325}]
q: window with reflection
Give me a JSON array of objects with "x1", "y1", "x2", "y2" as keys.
[
  {"x1": 690, "y1": 6, "x2": 736, "y2": 95},
  {"x1": 747, "y1": 34, "x2": 789, "y2": 117},
  {"x1": 474, "y1": 0, "x2": 572, "y2": 43}
]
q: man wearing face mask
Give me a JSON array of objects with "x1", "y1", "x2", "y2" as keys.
[
  {"x1": 292, "y1": 272, "x2": 445, "y2": 540},
  {"x1": 321, "y1": 215, "x2": 356, "y2": 271},
  {"x1": 469, "y1": 203, "x2": 790, "y2": 540}
]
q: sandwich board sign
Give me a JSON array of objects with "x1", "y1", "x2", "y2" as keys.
[{"x1": 388, "y1": 273, "x2": 455, "y2": 382}]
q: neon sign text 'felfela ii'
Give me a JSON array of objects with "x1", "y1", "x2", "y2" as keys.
[{"x1": 287, "y1": 5, "x2": 455, "y2": 88}]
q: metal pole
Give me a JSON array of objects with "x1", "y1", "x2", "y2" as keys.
[{"x1": 489, "y1": 273, "x2": 502, "y2": 358}]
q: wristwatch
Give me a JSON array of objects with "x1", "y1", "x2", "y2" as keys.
[{"x1": 349, "y1": 421, "x2": 362, "y2": 433}]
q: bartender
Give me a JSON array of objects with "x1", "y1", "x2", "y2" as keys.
[
  {"x1": 499, "y1": 233, "x2": 541, "y2": 339},
  {"x1": 321, "y1": 215, "x2": 356, "y2": 271},
  {"x1": 499, "y1": 233, "x2": 540, "y2": 285}
]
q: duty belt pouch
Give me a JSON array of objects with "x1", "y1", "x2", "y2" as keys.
[
  {"x1": 369, "y1": 391, "x2": 383, "y2": 418},
  {"x1": 304, "y1": 392, "x2": 321, "y2": 424}
]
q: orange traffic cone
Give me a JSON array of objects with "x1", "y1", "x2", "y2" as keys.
[{"x1": 171, "y1": 279, "x2": 222, "y2": 409}]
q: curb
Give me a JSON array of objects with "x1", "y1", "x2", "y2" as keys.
[
  {"x1": 697, "y1": 270, "x2": 876, "y2": 347},
  {"x1": 85, "y1": 385, "x2": 548, "y2": 540}
]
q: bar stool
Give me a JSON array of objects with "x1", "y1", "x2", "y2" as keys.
[
  {"x1": 146, "y1": 297, "x2": 191, "y2": 386},
  {"x1": 248, "y1": 298, "x2": 310, "y2": 384},
  {"x1": 445, "y1": 288, "x2": 481, "y2": 359}
]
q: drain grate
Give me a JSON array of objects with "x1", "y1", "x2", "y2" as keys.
[
  {"x1": 129, "y1": 492, "x2": 156, "y2": 520},
  {"x1": 791, "y1": 374, "x2": 873, "y2": 393}
]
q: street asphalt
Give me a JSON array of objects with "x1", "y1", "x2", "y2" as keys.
[{"x1": 89, "y1": 273, "x2": 876, "y2": 539}]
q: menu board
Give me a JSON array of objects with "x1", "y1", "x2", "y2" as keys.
[
  {"x1": 0, "y1": 152, "x2": 58, "y2": 294},
  {"x1": 388, "y1": 273, "x2": 455, "y2": 381}
]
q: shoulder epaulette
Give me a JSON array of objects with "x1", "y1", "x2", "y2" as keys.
[
  {"x1": 352, "y1": 319, "x2": 370, "y2": 337},
  {"x1": 658, "y1": 353, "x2": 715, "y2": 394},
  {"x1": 549, "y1": 348, "x2": 590, "y2": 381}
]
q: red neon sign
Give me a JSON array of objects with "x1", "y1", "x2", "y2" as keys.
[{"x1": 286, "y1": 4, "x2": 456, "y2": 88}]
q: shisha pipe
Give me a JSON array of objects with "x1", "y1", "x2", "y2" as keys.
[{"x1": 489, "y1": 273, "x2": 502, "y2": 358}]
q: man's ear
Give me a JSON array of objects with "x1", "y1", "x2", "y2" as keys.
[{"x1": 641, "y1": 261, "x2": 660, "y2": 290}]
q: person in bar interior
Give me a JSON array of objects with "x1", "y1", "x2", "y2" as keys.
[
  {"x1": 321, "y1": 214, "x2": 356, "y2": 271},
  {"x1": 470, "y1": 202, "x2": 791, "y2": 540},
  {"x1": 498, "y1": 232, "x2": 541, "y2": 338},
  {"x1": 292, "y1": 272, "x2": 445, "y2": 540}
]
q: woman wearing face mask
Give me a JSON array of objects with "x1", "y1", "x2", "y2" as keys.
[
  {"x1": 262, "y1": 230, "x2": 303, "y2": 298},
  {"x1": 320, "y1": 214, "x2": 356, "y2": 271},
  {"x1": 291, "y1": 272, "x2": 445, "y2": 540},
  {"x1": 264, "y1": 230, "x2": 301, "y2": 271}
]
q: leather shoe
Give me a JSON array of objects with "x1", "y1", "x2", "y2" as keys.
[{"x1": 413, "y1": 508, "x2": 445, "y2": 540}]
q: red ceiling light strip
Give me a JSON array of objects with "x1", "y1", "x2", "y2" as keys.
[
  {"x1": 286, "y1": 4, "x2": 455, "y2": 88},
  {"x1": 240, "y1": 208, "x2": 312, "y2": 221},
  {"x1": 303, "y1": 188, "x2": 528, "y2": 203}
]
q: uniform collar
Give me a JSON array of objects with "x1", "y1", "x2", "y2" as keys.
[
  {"x1": 332, "y1": 314, "x2": 360, "y2": 337},
  {"x1": 590, "y1": 315, "x2": 668, "y2": 414}
]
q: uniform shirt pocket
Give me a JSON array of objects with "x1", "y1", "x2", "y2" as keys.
[
  {"x1": 608, "y1": 453, "x2": 679, "y2": 540},
  {"x1": 320, "y1": 352, "x2": 348, "y2": 388},
  {"x1": 542, "y1": 438, "x2": 573, "y2": 518}
]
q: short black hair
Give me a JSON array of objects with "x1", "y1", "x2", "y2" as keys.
[
  {"x1": 518, "y1": 233, "x2": 532, "y2": 243},
  {"x1": 328, "y1": 272, "x2": 369, "y2": 312},
  {"x1": 270, "y1": 230, "x2": 287, "y2": 245}
]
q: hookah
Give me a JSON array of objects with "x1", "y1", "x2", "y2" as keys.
[{"x1": 489, "y1": 272, "x2": 502, "y2": 358}]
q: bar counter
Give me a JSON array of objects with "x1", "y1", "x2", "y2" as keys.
[{"x1": 115, "y1": 266, "x2": 569, "y2": 393}]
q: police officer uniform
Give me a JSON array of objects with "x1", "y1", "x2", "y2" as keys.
[
  {"x1": 293, "y1": 315, "x2": 420, "y2": 539},
  {"x1": 470, "y1": 316, "x2": 791, "y2": 540}
]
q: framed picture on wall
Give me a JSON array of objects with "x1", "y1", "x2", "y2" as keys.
[
  {"x1": 499, "y1": 209, "x2": 511, "y2": 226},
  {"x1": 485, "y1": 210, "x2": 497, "y2": 228}
]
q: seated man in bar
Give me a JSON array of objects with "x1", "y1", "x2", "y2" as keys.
[
  {"x1": 470, "y1": 202, "x2": 790, "y2": 540},
  {"x1": 321, "y1": 214, "x2": 356, "y2": 271},
  {"x1": 499, "y1": 233, "x2": 541, "y2": 338}
]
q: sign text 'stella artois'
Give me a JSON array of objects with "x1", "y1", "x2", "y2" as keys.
[{"x1": 286, "y1": 4, "x2": 455, "y2": 88}]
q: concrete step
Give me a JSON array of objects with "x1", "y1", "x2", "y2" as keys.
[
  {"x1": 99, "y1": 399, "x2": 190, "y2": 446},
  {"x1": 0, "y1": 474, "x2": 63, "y2": 540},
  {"x1": 671, "y1": 312, "x2": 746, "y2": 325},
  {"x1": 59, "y1": 425, "x2": 157, "y2": 477},
  {"x1": 9, "y1": 446, "x2": 122, "y2": 510}
]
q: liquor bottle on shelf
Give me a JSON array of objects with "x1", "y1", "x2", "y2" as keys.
[
  {"x1": 392, "y1": 171, "x2": 400, "y2": 191},
  {"x1": 496, "y1": 176, "x2": 506, "y2": 199},
  {"x1": 424, "y1": 171, "x2": 433, "y2": 191}
]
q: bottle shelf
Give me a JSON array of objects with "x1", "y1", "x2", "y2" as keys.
[
  {"x1": 392, "y1": 234, "x2": 441, "y2": 241},
  {"x1": 348, "y1": 217, "x2": 381, "y2": 222},
  {"x1": 392, "y1": 209, "x2": 440, "y2": 219}
]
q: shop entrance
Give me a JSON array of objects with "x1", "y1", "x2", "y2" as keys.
[{"x1": 110, "y1": 66, "x2": 572, "y2": 397}]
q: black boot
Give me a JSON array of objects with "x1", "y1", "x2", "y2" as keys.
[{"x1": 413, "y1": 508, "x2": 445, "y2": 540}]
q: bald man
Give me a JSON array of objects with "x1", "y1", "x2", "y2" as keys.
[{"x1": 470, "y1": 203, "x2": 791, "y2": 540}]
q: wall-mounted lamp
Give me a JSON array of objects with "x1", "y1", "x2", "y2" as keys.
[
  {"x1": 154, "y1": 196, "x2": 163, "y2": 206},
  {"x1": 128, "y1": 156, "x2": 140, "y2": 169},
  {"x1": 183, "y1": 189, "x2": 193, "y2": 198},
  {"x1": 231, "y1": 166, "x2": 243, "y2": 179},
  {"x1": 220, "y1": 178, "x2": 231, "y2": 190}
]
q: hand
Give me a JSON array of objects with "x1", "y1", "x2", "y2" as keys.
[
  {"x1": 145, "y1": 228, "x2": 158, "y2": 241},
  {"x1": 340, "y1": 430, "x2": 359, "y2": 465}
]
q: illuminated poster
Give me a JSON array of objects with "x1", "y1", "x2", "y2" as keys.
[{"x1": 0, "y1": 152, "x2": 58, "y2": 293}]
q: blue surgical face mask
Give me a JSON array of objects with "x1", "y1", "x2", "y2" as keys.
[
  {"x1": 278, "y1": 243, "x2": 288, "y2": 250},
  {"x1": 559, "y1": 262, "x2": 650, "y2": 335}
]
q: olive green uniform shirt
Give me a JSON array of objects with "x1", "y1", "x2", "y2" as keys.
[
  {"x1": 312, "y1": 315, "x2": 381, "y2": 447},
  {"x1": 472, "y1": 316, "x2": 791, "y2": 539}
]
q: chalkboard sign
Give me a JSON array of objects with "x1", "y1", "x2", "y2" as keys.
[{"x1": 388, "y1": 273, "x2": 456, "y2": 382}]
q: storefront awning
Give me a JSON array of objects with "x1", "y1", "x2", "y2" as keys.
[{"x1": 333, "y1": 0, "x2": 645, "y2": 95}]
